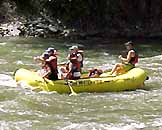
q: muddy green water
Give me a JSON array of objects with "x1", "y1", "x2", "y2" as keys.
[{"x1": 0, "y1": 37, "x2": 162, "y2": 130}]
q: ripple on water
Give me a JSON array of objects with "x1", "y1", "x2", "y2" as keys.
[
  {"x1": 0, "y1": 38, "x2": 162, "y2": 129},
  {"x1": 58, "y1": 122, "x2": 146, "y2": 130},
  {"x1": 0, "y1": 74, "x2": 17, "y2": 87}
]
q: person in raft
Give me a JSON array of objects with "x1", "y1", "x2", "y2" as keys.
[
  {"x1": 66, "y1": 46, "x2": 83, "y2": 80},
  {"x1": 45, "y1": 47, "x2": 58, "y2": 80},
  {"x1": 34, "y1": 47, "x2": 58, "y2": 80},
  {"x1": 110, "y1": 41, "x2": 138, "y2": 76},
  {"x1": 37, "y1": 52, "x2": 51, "y2": 78}
]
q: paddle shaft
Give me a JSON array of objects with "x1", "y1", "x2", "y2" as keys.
[{"x1": 67, "y1": 81, "x2": 77, "y2": 96}]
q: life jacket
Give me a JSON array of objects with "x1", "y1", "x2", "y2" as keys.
[
  {"x1": 71, "y1": 62, "x2": 80, "y2": 73},
  {"x1": 46, "y1": 56, "x2": 58, "y2": 80},
  {"x1": 69, "y1": 53, "x2": 81, "y2": 79},
  {"x1": 69, "y1": 53, "x2": 80, "y2": 69},
  {"x1": 70, "y1": 53, "x2": 78, "y2": 63},
  {"x1": 128, "y1": 49, "x2": 138, "y2": 65}
]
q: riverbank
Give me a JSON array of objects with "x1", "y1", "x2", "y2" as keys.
[
  {"x1": 2, "y1": 18, "x2": 162, "y2": 40},
  {"x1": 2, "y1": 17, "x2": 162, "y2": 41},
  {"x1": 1, "y1": 0, "x2": 162, "y2": 40}
]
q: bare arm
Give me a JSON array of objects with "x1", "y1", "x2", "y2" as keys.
[
  {"x1": 46, "y1": 56, "x2": 56, "y2": 62},
  {"x1": 77, "y1": 53, "x2": 83, "y2": 62},
  {"x1": 120, "y1": 50, "x2": 135, "y2": 63},
  {"x1": 34, "y1": 56, "x2": 44, "y2": 62},
  {"x1": 42, "y1": 66, "x2": 51, "y2": 78},
  {"x1": 67, "y1": 54, "x2": 71, "y2": 60}
]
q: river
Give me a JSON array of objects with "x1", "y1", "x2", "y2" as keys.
[{"x1": 0, "y1": 37, "x2": 162, "y2": 130}]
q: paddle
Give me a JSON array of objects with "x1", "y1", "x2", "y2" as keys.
[
  {"x1": 42, "y1": 77, "x2": 49, "y2": 91},
  {"x1": 35, "y1": 77, "x2": 49, "y2": 91},
  {"x1": 65, "y1": 79, "x2": 77, "y2": 96}
]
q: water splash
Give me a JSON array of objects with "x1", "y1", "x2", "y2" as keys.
[{"x1": 0, "y1": 74, "x2": 16, "y2": 87}]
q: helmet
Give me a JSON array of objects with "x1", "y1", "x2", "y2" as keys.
[
  {"x1": 124, "y1": 41, "x2": 133, "y2": 46},
  {"x1": 42, "y1": 52, "x2": 49, "y2": 59},
  {"x1": 46, "y1": 47, "x2": 55, "y2": 53},
  {"x1": 69, "y1": 46, "x2": 78, "y2": 50}
]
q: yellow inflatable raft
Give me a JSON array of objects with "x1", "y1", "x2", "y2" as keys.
[{"x1": 14, "y1": 68, "x2": 148, "y2": 93}]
